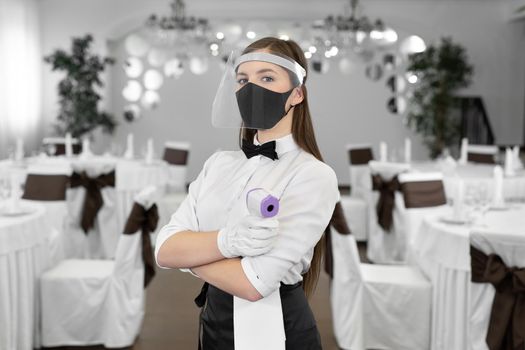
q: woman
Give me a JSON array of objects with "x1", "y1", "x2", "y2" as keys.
[{"x1": 155, "y1": 37, "x2": 340, "y2": 350}]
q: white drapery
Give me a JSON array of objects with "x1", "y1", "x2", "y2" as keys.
[{"x1": 0, "y1": 0, "x2": 41, "y2": 158}]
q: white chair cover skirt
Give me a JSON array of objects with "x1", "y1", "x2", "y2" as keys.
[
  {"x1": 0, "y1": 202, "x2": 51, "y2": 350},
  {"x1": 331, "y1": 231, "x2": 431, "y2": 350},
  {"x1": 40, "y1": 186, "x2": 157, "y2": 348}
]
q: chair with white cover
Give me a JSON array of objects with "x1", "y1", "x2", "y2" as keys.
[
  {"x1": 367, "y1": 161, "x2": 410, "y2": 263},
  {"x1": 331, "y1": 231, "x2": 432, "y2": 350},
  {"x1": 158, "y1": 141, "x2": 190, "y2": 226},
  {"x1": 162, "y1": 141, "x2": 189, "y2": 193},
  {"x1": 40, "y1": 185, "x2": 160, "y2": 348},
  {"x1": 67, "y1": 160, "x2": 118, "y2": 259},
  {"x1": 467, "y1": 144, "x2": 498, "y2": 164},
  {"x1": 342, "y1": 144, "x2": 374, "y2": 241},
  {"x1": 469, "y1": 230, "x2": 525, "y2": 350},
  {"x1": 396, "y1": 172, "x2": 449, "y2": 263},
  {"x1": 42, "y1": 137, "x2": 81, "y2": 156},
  {"x1": 22, "y1": 164, "x2": 71, "y2": 265}
]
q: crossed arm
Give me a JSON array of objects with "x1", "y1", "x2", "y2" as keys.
[{"x1": 157, "y1": 230, "x2": 263, "y2": 301}]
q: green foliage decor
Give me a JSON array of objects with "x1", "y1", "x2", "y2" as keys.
[
  {"x1": 44, "y1": 34, "x2": 117, "y2": 138},
  {"x1": 406, "y1": 37, "x2": 474, "y2": 158}
]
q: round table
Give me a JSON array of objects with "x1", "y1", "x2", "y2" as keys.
[
  {"x1": 410, "y1": 205, "x2": 525, "y2": 350},
  {"x1": 0, "y1": 201, "x2": 51, "y2": 350}
]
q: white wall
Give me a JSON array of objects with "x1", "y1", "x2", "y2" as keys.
[{"x1": 38, "y1": 0, "x2": 525, "y2": 183}]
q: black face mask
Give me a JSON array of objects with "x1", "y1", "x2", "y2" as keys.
[{"x1": 235, "y1": 82, "x2": 294, "y2": 130}]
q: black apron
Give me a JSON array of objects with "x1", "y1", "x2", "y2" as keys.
[{"x1": 194, "y1": 282, "x2": 322, "y2": 350}]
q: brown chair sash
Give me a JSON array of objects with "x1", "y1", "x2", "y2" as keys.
[
  {"x1": 70, "y1": 171, "x2": 115, "y2": 234},
  {"x1": 324, "y1": 201, "x2": 352, "y2": 279},
  {"x1": 22, "y1": 174, "x2": 69, "y2": 201},
  {"x1": 123, "y1": 202, "x2": 159, "y2": 288},
  {"x1": 468, "y1": 152, "x2": 496, "y2": 164},
  {"x1": 348, "y1": 148, "x2": 373, "y2": 165},
  {"x1": 400, "y1": 180, "x2": 447, "y2": 208},
  {"x1": 53, "y1": 143, "x2": 82, "y2": 156},
  {"x1": 471, "y1": 245, "x2": 525, "y2": 350},
  {"x1": 372, "y1": 174, "x2": 400, "y2": 232},
  {"x1": 163, "y1": 148, "x2": 189, "y2": 165}
]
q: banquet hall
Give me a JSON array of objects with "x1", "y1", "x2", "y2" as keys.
[{"x1": 1, "y1": 0, "x2": 525, "y2": 349}]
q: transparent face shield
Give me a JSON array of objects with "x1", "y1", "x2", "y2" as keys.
[{"x1": 211, "y1": 51, "x2": 306, "y2": 130}]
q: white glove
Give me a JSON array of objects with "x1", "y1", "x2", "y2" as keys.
[{"x1": 217, "y1": 215, "x2": 279, "y2": 258}]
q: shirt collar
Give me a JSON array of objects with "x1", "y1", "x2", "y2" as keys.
[{"x1": 254, "y1": 133, "x2": 299, "y2": 157}]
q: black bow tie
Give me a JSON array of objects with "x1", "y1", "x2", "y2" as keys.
[{"x1": 241, "y1": 141, "x2": 278, "y2": 160}]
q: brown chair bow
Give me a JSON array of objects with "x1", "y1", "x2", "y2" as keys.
[
  {"x1": 348, "y1": 148, "x2": 374, "y2": 165},
  {"x1": 372, "y1": 174, "x2": 401, "y2": 232},
  {"x1": 471, "y1": 245, "x2": 525, "y2": 350},
  {"x1": 400, "y1": 180, "x2": 447, "y2": 209},
  {"x1": 22, "y1": 174, "x2": 69, "y2": 201},
  {"x1": 324, "y1": 201, "x2": 352, "y2": 278},
  {"x1": 468, "y1": 152, "x2": 496, "y2": 164},
  {"x1": 163, "y1": 148, "x2": 189, "y2": 165},
  {"x1": 54, "y1": 143, "x2": 82, "y2": 156},
  {"x1": 70, "y1": 171, "x2": 115, "y2": 234},
  {"x1": 123, "y1": 202, "x2": 159, "y2": 288}
]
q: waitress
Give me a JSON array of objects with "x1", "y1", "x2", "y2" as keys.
[{"x1": 155, "y1": 37, "x2": 340, "y2": 350}]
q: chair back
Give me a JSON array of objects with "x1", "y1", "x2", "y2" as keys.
[
  {"x1": 114, "y1": 186, "x2": 159, "y2": 289},
  {"x1": 396, "y1": 172, "x2": 448, "y2": 249},
  {"x1": 331, "y1": 230, "x2": 363, "y2": 283},
  {"x1": 163, "y1": 141, "x2": 190, "y2": 192},
  {"x1": 469, "y1": 230, "x2": 525, "y2": 350},
  {"x1": 346, "y1": 144, "x2": 374, "y2": 197},
  {"x1": 22, "y1": 165, "x2": 70, "y2": 201},
  {"x1": 467, "y1": 144, "x2": 498, "y2": 164},
  {"x1": 42, "y1": 137, "x2": 81, "y2": 156},
  {"x1": 398, "y1": 172, "x2": 447, "y2": 209}
]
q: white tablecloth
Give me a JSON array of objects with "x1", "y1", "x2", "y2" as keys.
[
  {"x1": 413, "y1": 162, "x2": 525, "y2": 202},
  {"x1": 410, "y1": 205, "x2": 525, "y2": 350},
  {"x1": 0, "y1": 201, "x2": 51, "y2": 350}
]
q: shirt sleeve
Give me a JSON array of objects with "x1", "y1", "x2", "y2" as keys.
[
  {"x1": 241, "y1": 161, "x2": 339, "y2": 297},
  {"x1": 155, "y1": 151, "x2": 219, "y2": 269}
]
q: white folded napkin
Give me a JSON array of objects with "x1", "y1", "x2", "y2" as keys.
[
  {"x1": 80, "y1": 138, "x2": 93, "y2": 158},
  {"x1": 379, "y1": 141, "x2": 388, "y2": 162},
  {"x1": 123, "y1": 133, "x2": 134, "y2": 159},
  {"x1": 513, "y1": 146, "x2": 523, "y2": 170},
  {"x1": 504, "y1": 148, "x2": 515, "y2": 176},
  {"x1": 453, "y1": 178, "x2": 465, "y2": 219},
  {"x1": 459, "y1": 138, "x2": 468, "y2": 165},
  {"x1": 404, "y1": 138, "x2": 411, "y2": 163},
  {"x1": 14, "y1": 138, "x2": 24, "y2": 161},
  {"x1": 65, "y1": 133, "x2": 73, "y2": 158},
  {"x1": 233, "y1": 290, "x2": 286, "y2": 350},
  {"x1": 492, "y1": 165, "x2": 505, "y2": 207},
  {"x1": 145, "y1": 138, "x2": 154, "y2": 164}
]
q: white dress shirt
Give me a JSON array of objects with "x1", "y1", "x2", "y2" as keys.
[{"x1": 155, "y1": 133, "x2": 340, "y2": 297}]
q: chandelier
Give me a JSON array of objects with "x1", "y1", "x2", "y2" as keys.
[
  {"x1": 308, "y1": 0, "x2": 398, "y2": 62},
  {"x1": 143, "y1": 0, "x2": 212, "y2": 51}
]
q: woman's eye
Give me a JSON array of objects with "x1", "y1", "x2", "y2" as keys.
[
  {"x1": 261, "y1": 76, "x2": 274, "y2": 83},
  {"x1": 237, "y1": 78, "x2": 248, "y2": 85}
]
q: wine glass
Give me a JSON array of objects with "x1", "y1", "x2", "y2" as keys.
[{"x1": 0, "y1": 176, "x2": 12, "y2": 201}]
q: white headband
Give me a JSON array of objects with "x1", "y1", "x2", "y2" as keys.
[{"x1": 235, "y1": 52, "x2": 306, "y2": 84}]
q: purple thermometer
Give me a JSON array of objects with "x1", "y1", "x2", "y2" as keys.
[{"x1": 246, "y1": 188, "x2": 279, "y2": 218}]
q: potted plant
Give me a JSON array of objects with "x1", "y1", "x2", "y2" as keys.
[
  {"x1": 406, "y1": 37, "x2": 474, "y2": 158},
  {"x1": 44, "y1": 34, "x2": 117, "y2": 138}
]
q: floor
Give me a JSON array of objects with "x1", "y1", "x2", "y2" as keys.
[{"x1": 134, "y1": 241, "x2": 368, "y2": 350}]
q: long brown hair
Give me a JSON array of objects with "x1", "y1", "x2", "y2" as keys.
[{"x1": 238, "y1": 37, "x2": 330, "y2": 298}]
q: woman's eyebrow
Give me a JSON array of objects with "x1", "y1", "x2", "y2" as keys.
[
  {"x1": 256, "y1": 68, "x2": 277, "y2": 75},
  {"x1": 236, "y1": 68, "x2": 277, "y2": 77}
]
